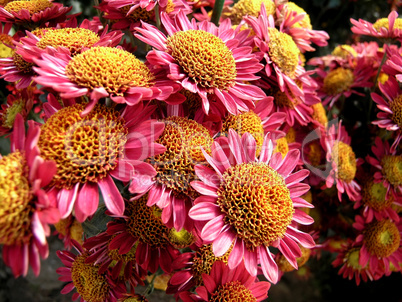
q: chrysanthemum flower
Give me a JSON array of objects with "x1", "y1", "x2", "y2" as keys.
[
  {"x1": 222, "y1": 0, "x2": 276, "y2": 25},
  {"x1": 371, "y1": 76, "x2": 402, "y2": 152},
  {"x1": 106, "y1": 193, "x2": 180, "y2": 274},
  {"x1": 332, "y1": 241, "x2": 375, "y2": 285},
  {"x1": 0, "y1": 0, "x2": 73, "y2": 29},
  {"x1": 351, "y1": 11, "x2": 402, "y2": 42},
  {"x1": 0, "y1": 22, "x2": 13, "y2": 58},
  {"x1": 354, "y1": 176, "x2": 400, "y2": 223},
  {"x1": 0, "y1": 114, "x2": 60, "y2": 277},
  {"x1": 321, "y1": 120, "x2": 362, "y2": 202},
  {"x1": 0, "y1": 49, "x2": 36, "y2": 89},
  {"x1": 53, "y1": 216, "x2": 84, "y2": 249},
  {"x1": 180, "y1": 261, "x2": 271, "y2": 302},
  {"x1": 167, "y1": 243, "x2": 231, "y2": 297},
  {"x1": 366, "y1": 136, "x2": 402, "y2": 200},
  {"x1": 38, "y1": 101, "x2": 165, "y2": 222},
  {"x1": 134, "y1": 11, "x2": 265, "y2": 115},
  {"x1": 83, "y1": 230, "x2": 148, "y2": 288},
  {"x1": 0, "y1": 88, "x2": 33, "y2": 135},
  {"x1": 56, "y1": 241, "x2": 126, "y2": 302},
  {"x1": 188, "y1": 129, "x2": 315, "y2": 283},
  {"x1": 353, "y1": 215, "x2": 402, "y2": 276},
  {"x1": 129, "y1": 115, "x2": 214, "y2": 231},
  {"x1": 33, "y1": 46, "x2": 179, "y2": 114}
]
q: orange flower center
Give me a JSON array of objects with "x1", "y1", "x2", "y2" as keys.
[
  {"x1": 323, "y1": 67, "x2": 354, "y2": 96},
  {"x1": 65, "y1": 46, "x2": 155, "y2": 96},
  {"x1": 0, "y1": 151, "x2": 33, "y2": 246},
  {"x1": 311, "y1": 102, "x2": 328, "y2": 126},
  {"x1": 4, "y1": 0, "x2": 53, "y2": 14},
  {"x1": 38, "y1": 103, "x2": 128, "y2": 189},
  {"x1": 119, "y1": 5, "x2": 154, "y2": 23},
  {"x1": 363, "y1": 219, "x2": 400, "y2": 258},
  {"x1": 12, "y1": 52, "x2": 34, "y2": 74},
  {"x1": 226, "y1": 0, "x2": 276, "y2": 25},
  {"x1": 150, "y1": 116, "x2": 213, "y2": 199},
  {"x1": 210, "y1": 280, "x2": 257, "y2": 302},
  {"x1": 390, "y1": 94, "x2": 402, "y2": 129},
  {"x1": 71, "y1": 252, "x2": 110, "y2": 302},
  {"x1": 166, "y1": 30, "x2": 237, "y2": 92},
  {"x1": 218, "y1": 162, "x2": 294, "y2": 251}
]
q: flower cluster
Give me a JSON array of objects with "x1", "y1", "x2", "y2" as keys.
[{"x1": 0, "y1": 0, "x2": 401, "y2": 301}]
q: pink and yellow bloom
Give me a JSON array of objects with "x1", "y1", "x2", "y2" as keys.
[
  {"x1": 134, "y1": 11, "x2": 266, "y2": 115},
  {"x1": 188, "y1": 129, "x2": 315, "y2": 283}
]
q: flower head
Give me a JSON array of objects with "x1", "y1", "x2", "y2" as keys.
[{"x1": 188, "y1": 129, "x2": 315, "y2": 283}]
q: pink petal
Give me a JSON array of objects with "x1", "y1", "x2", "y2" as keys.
[
  {"x1": 75, "y1": 182, "x2": 99, "y2": 222},
  {"x1": 201, "y1": 214, "x2": 226, "y2": 242},
  {"x1": 258, "y1": 245, "x2": 278, "y2": 284},
  {"x1": 98, "y1": 175, "x2": 124, "y2": 216}
]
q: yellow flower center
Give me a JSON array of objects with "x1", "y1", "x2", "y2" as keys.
[
  {"x1": 390, "y1": 94, "x2": 402, "y2": 129},
  {"x1": 54, "y1": 218, "x2": 83, "y2": 244},
  {"x1": 331, "y1": 141, "x2": 357, "y2": 183},
  {"x1": 126, "y1": 194, "x2": 170, "y2": 248},
  {"x1": 267, "y1": 28, "x2": 300, "y2": 79},
  {"x1": 2, "y1": 99, "x2": 24, "y2": 129},
  {"x1": 4, "y1": 0, "x2": 53, "y2": 14},
  {"x1": 332, "y1": 44, "x2": 357, "y2": 59},
  {"x1": 192, "y1": 244, "x2": 231, "y2": 286},
  {"x1": 286, "y1": 2, "x2": 312, "y2": 30},
  {"x1": 274, "y1": 136, "x2": 289, "y2": 158},
  {"x1": 167, "y1": 227, "x2": 195, "y2": 249},
  {"x1": 65, "y1": 46, "x2": 155, "y2": 96},
  {"x1": 373, "y1": 18, "x2": 402, "y2": 31},
  {"x1": 0, "y1": 33, "x2": 13, "y2": 58},
  {"x1": 165, "y1": 0, "x2": 175, "y2": 14},
  {"x1": 36, "y1": 28, "x2": 100, "y2": 56},
  {"x1": 121, "y1": 295, "x2": 148, "y2": 302},
  {"x1": 221, "y1": 111, "x2": 264, "y2": 152},
  {"x1": 271, "y1": 85, "x2": 301, "y2": 109},
  {"x1": 218, "y1": 162, "x2": 293, "y2": 251},
  {"x1": 13, "y1": 52, "x2": 34, "y2": 74},
  {"x1": 311, "y1": 102, "x2": 328, "y2": 127},
  {"x1": 38, "y1": 103, "x2": 128, "y2": 189},
  {"x1": 210, "y1": 280, "x2": 257, "y2": 302},
  {"x1": 226, "y1": 0, "x2": 276, "y2": 25},
  {"x1": 151, "y1": 116, "x2": 213, "y2": 199},
  {"x1": 381, "y1": 155, "x2": 402, "y2": 187},
  {"x1": 362, "y1": 179, "x2": 394, "y2": 212},
  {"x1": 119, "y1": 5, "x2": 154, "y2": 23},
  {"x1": 307, "y1": 141, "x2": 322, "y2": 167},
  {"x1": 0, "y1": 151, "x2": 33, "y2": 246},
  {"x1": 166, "y1": 30, "x2": 237, "y2": 92},
  {"x1": 344, "y1": 247, "x2": 363, "y2": 269},
  {"x1": 276, "y1": 244, "x2": 311, "y2": 272},
  {"x1": 71, "y1": 252, "x2": 110, "y2": 302},
  {"x1": 363, "y1": 219, "x2": 400, "y2": 258},
  {"x1": 285, "y1": 127, "x2": 296, "y2": 143},
  {"x1": 323, "y1": 67, "x2": 354, "y2": 96}
]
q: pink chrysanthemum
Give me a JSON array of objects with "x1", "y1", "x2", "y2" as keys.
[
  {"x1": 179, "y1": 261, "x2": 271, "y2": 302},
  {"x1": 366, "y1": 136, "x2": 402, "y2": 200},
  {"x1": 33, "y1": 46, "x2": 179, "y2": 114},
  {"x1": 129, "y1": 114, "x2": 214, "y2": 231},
  {"x1": 38, "y1": 100, "x2": 165, "y2": 222},
  {"x1": 56, "y1": 240, "x2": 126, "y2": 302},
  {"x1": 332, "y1": 240, "x2": 375, "y2": 285},
  {"x1": 188, "y1": 129, "x2": 315, "y2": 283},
  {"x1": 353, "y1": 215, "x2": 402, "y2": 277},
  {"x1": 0, "y1": 114, "x2": 60, "y2": 277},
  {"x1": 321, "y1": 120, "x2": 362, "y2": 202},
  {"x1": 98, "y1": 0, "x2": 192, "y2": 31},
  {"x1": 134, "y1": 11, "x2": 266, "y2": 115},
  {"x1": 351, "y1": 11, "x2": 402, "y2": 42},
  {"x1": 0, "y1": 0, "x2": 73, "y2": 29},
  {"x1": 105, "y1": 193, "x2": 180, "y2": 274},
  {"x1": 371, "y1": 76, "x2": 402, "y2": 152}
]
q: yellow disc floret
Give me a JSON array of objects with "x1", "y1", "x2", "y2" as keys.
[
  {"x1": 331, "y1": 141, "x2": 357, "y2": 183},
  {"x1": 363, "y1": 219, "x2": 400, "y2": 258},
  {"x1": 36, "y1": 28, "x2": 100, "y2": 56},
  {"x1": 119, "y1": 5, "x2": 154, "y2": 23},
  {"x1": 332, "y1": 45, "x2": 357, "y2": 59},
  {"x1": 218, "y1": 162, "x2": 294, "y2": 251},
  {"x1": 13, "y1": 52, "x2": 34, "y2": 74},
  {"x1": 65, "y1": 46, "x2": 155, "y2": 96},
  {"x1": 390, "y1": 95, "x2": 402, "y2": 129},
  {"x1": 210, "y1": 280, "x2": 257, "y2": 302},
  {"x1": 166, "y1": 30, "x2": 237, "y2": 92},
  {"x1": 4, "y1": 0, "x2": 53, "y2": 14},
  {"x1": 151, "y1": 116, "x2": 213, "y2": 199},
  {"x1": 373, "y1": 17, "x2": 402, "y2": 31},
  {"x1": 323, "y1": 67, "x2": 354, "y2": 96},
  {"x1": 0, "y1": 33, "x2": 13, "y2": 58},
  {"x1": 71, "y1": 252, "x2": 110, "y2": 302},
  {"x1": 0, "y1": 151, "x2": 33, "y2": 246},
  {"x1": 267, "y1": 28, "x2": 300, "y2": 79},
  {"x1": 311, "y1": 102, "x2": 328, "y2": 127},
  {"x1": 38, "y1": 103, "x2": 128, "y2": 189},
  {"x1": 362, "y1": 178, "x2": 394, "y2": 212},
  {"x1": 285, "y1": 2, "x2": 312, "y2": 30},
  {"x1": 2, "y1": 99, "x2": 25, "y2": 129},
  {"x1": 226, "y1": 0, "x2": 276, "y2": 25},
  {"x1": 381, "y1": 155, "x2": 402, "y2": 187}
]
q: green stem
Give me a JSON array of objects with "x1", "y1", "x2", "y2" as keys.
[
  {"x1": 211, "y1": 0, "x2": 225, "y2": 26},
  {"x1": 155, "y1": 4, "x2": 162, "y2": 30},
  {"x1": 142, "y1": 274, "x2": 157, "y2": 296}
]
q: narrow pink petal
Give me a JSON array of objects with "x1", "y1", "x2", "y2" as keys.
[
  {"x1": 75, "y1": 182, "x2": 99, "y2": 222},
  {"x1": 228, "y1": 129, "x2": 246, "y2": 164},
  {"x1": 31, "y1": 212, "x2": 46, "y2": 245},
  {"x1": 241, "y1": 132, "x2": 257, "y2": 161},
  {"x1": 58, "y1": 184, "x2": 79, "y2": 219},
  {"x1": 227, "y1": 239, "x2": 244, "y2": 269},
  {"x1": 201, "y1": 214, "x2": 226, "y2": 242},
  {"x1": 189, "y1": 202, "x2": 221, "y2": 221},
  {"x1": 293, "y1": 209, "x2": 314, "y2": 225},
  {"x1": 98, "y1": 175, "x2": 124, "y2": 216},
  {"x1": 212, "y1": 231, "x2": 236, "y2": 257},
  {"x1": 244, "y1": 247, "x2": 258, "y2": 276},
  {"x1": 286, "y1": 226, "x2": 316, "y2": 248},
  {"x1": 258, "y1": 245, "x2": 278, "y2": 284},
  {"x1": 109, "y1": 160, "x2": 134, "y2": 182},
  {"x1": 194, "y1": 165, "x2": 220, "y2": 189},
  {"x1": 190, "y1": 180, "x2": 218, "y2": 197}
]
